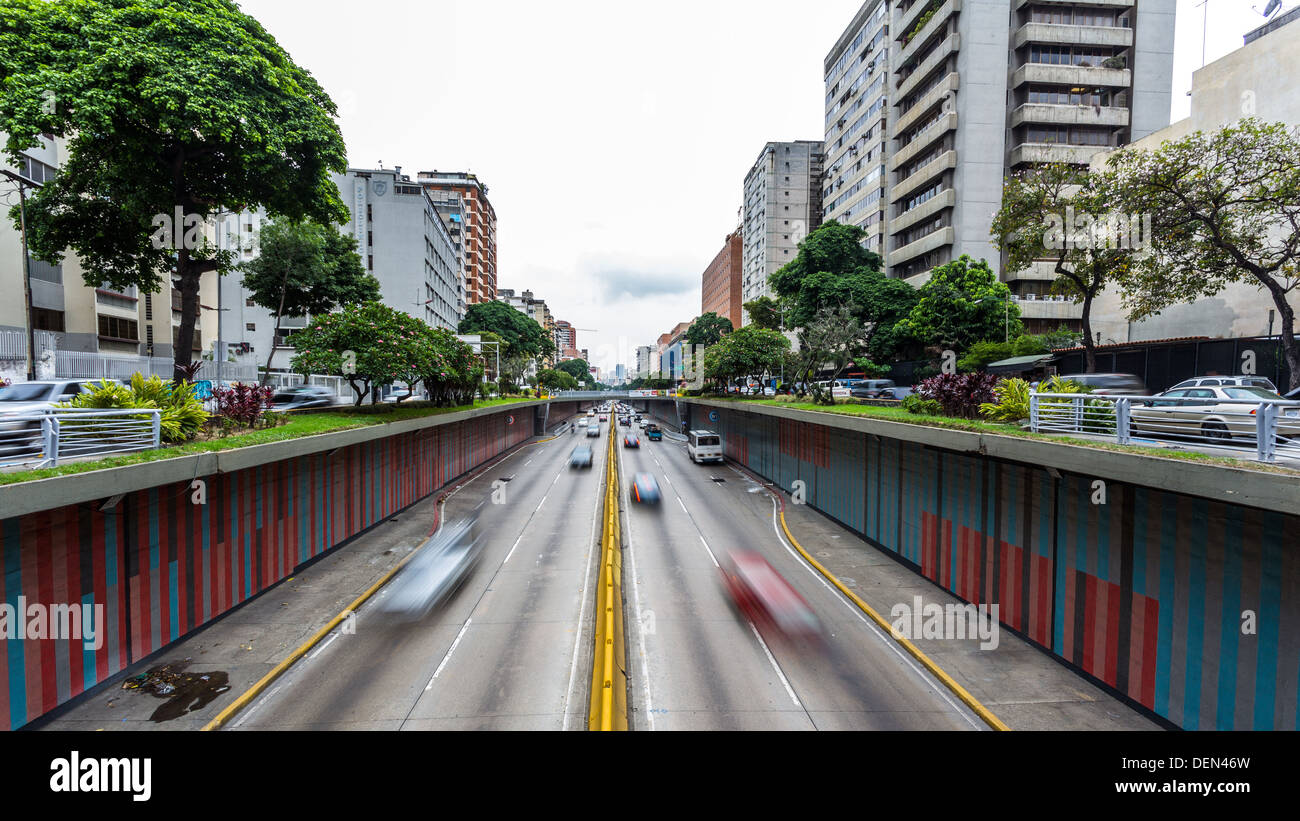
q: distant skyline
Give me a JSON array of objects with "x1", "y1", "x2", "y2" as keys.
[{"x1": 236, "y1": 0, "x2": 1287, "y2": 373}]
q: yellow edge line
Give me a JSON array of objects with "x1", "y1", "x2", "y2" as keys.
[
  {"x1": 776, "y1": 504, "x2": 1011, "y2": 731},
  {"x1": 202, "y1": 432, "x2": 555, "y2": 731}
]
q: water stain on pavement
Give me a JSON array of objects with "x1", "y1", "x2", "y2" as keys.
[{"x1": 121, "y1": 659, "x2": 231, "y2": 722}]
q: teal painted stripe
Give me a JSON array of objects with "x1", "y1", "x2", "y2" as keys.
[
  {"x1": 1155, "y1": 495, "x2": 1177, "y2": 719},
  {"x1": 168, "y1": 560, "x2": 179, "y2": 643},
  {"x1": 1182, "y1": 502, "x2": 1208, "y2": 730},
  {"x1": 81, "y1": 591, "x2": 97, "y2": 693},
  {"x1": 1132, "y1": 487, "x2": 1147, "y2": 595},
  {"x1": 4, "y1": 518, "x2": 28, "y2": 730},
  {"x1": 1254, "y1": 512, "x2": 1280, "y2": 730},
  {"x1": 1216, "y1": 506, "x2": 1242, "y2": 729}
]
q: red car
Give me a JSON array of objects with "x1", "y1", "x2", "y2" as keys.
[
  {"x1": 719, "y1": 549, "x2": 821, "y2": 642},
  {"x1": 623, "y1": 434, "x2": 640, "y2": 448}
]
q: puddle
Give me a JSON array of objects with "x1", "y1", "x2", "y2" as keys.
[{"x1": 121, "y1": 659, "x2": 231, "y2": 722}]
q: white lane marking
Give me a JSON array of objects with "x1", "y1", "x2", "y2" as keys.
[
  {"x1": 563, "y1": 443, "x2": 604, "y2": 730},
  {"x1": 748, "y1": 621, "x2": 801, "y2": 707},
  {"x1": 677, "y1": 496, "x2": 688, "y2": 514},
  {"x1": 426, "y1": 617, "x2": 473, "y2": 689},
  {"x1": 765, "y1": 496, "x2": 981, "y2": 730},
  {"x1": 503, "y1": 531, "x2": 526, "y2": 564},
  {"x1": 698, "y1": 534, "x2": 719, "y2": 568},
  {"x1": 306, "y1": 632, "x2": 339, "y2": 661},
  {"x1": 623, "y1": 463, "x2": 656, "y2": 731}
]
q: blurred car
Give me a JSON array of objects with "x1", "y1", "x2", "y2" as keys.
[
  {"x1": 599, "y1": 414, "x2": 608, "y2": 422},
  {"x1": 1286, "y1": 385, "x2": 1300, "y2": 401},
  {"x1": 0, "y1": 379, "x2": 100, "y2": 457},
  {"x1": 1169, "y1": 375, "x2": 1278, "y2": 393},
  {"x1": 630, "y1": 472, "x2": 660, "y2": 503},
  {"x1": 645, "y1": 424, "x2": 662, "y2": 441},
  {"x1": 620, "y1": 416, "x2": 631, "y2": 426},
  {"x1": 883, "y1": 385, "x2": 914, "y2": 400},
  {"x1": 1056, "y1": 373, "x2": 1148, "y2": 396},
  {"x1": 1131, "y1": 385, "x2": 1300, "y2": 441},
  {"x1": 718, "y1": 548, "x2": 822, "y2": 642},
  {"x1": 569, "y1": 444, "x2": 594, "y2": 468},
  {"x1": 377, "y1": 517, "x2": 483, "y2": 620},
  {"x1": 586, "y1": 423, "x2": 601, "y2": 437},
  {"x1": 270, "y1": 385, "x2": 336, "y2": 411},
  {"x1": 623, "y1": 434, "x2": 640, "y2": 448},
  {"x1": 848, "y1": 379, "x2": 896, "y2": 399}
]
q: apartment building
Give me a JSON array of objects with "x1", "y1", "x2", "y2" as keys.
[
  {"x1": 740, "y1": 141, "x2": 825, "y2": 321},
  {"x1": 635, "y1": 345, "x2": 653, "y2": 378},
  {"x1": 418, "y1": 171, "x2": 498, "y2": 305},
  {"x1": 498, "y1": 287, "x2": 556, "y2": 367},
  {"x1": 822, "y1": 0, "x2": 893, "y2": 258},
  {"x1": 1, "y1": 135, "x2": 221, "y2": 380},
  {"x1": 879, "y1": 0, "x2": 1174, "y2": 320},
  {"x1": 702, "y1": 229, "x2": 743, "y2": 329},
  {"x1": 554, "y1": 319, "x2": 577, "y2": 361}
]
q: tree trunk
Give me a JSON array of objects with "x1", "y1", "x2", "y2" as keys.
[
  {"x1": 174, "y1": 251, "x2": 201, "y2": 383},
  {"x1": 1081, "y1": 291, "x2": 1097, "y2": 373},
  {"x1": 1274, "y1": 296, "x2": 1299, "y2": 392}
]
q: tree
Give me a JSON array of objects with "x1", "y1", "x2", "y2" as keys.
[
  {"x1": 742, "y1": 296, "x2": 790, "y2": 332},
  {"x1": 991, "y1": 163, "x2": 1132, "y2": 373},
  {"x1": 896, "y1": 256, "x2": 1023, "y2": 354},
  {"x1": 537, "y1": 369, "x2": 579, "y2": 392},
  {"x1": 1106, "y1": 118, "x2": 1300, "y2": 390},
  {"x1": 791, "y1": 304, "x2": 874, "y2": 405},
  {"x1": 769, "y1": 221, "x2": 886, "y2": 328},
  {"x1": 0, "y1": 0, "x2": 350, "y2": 381},
  {"x1": 458, "y1": 301, "x2": 554, "y2": 364},
  {"x1": 684, "y1": 312, "x2": 734, "y2": 346},
  {"x1": 289, "y1": 302, "x2": 430, "y2": 406},
  {"x1": 557, "y1": 358, "x2": 593, "y2": 386},
  {"x1": 419, "y1": 328, "x2": 482, "y2": 407},
  {"x1": 240, "y1": 218, "x2": 379, "y2": 381},
  {"x1": 702, "y1": 326, "x2": 791, "y2": 388}
]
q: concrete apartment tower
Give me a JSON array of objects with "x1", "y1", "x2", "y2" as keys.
[
  {"x1": 880, "y1": 0, "x2": 1175, "y2": 316},
  {"x1": 418, "y1": 171, "x2": 498, "y2": 306},
  {"x1": 740, "y1": 141, "x2": 825, "y2": 322}
]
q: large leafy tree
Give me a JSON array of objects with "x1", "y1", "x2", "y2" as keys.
[
  {"x1": 240, "y1": 218, "x2": 379, "y2": 380},
  {"x1": 741, "y1": 295, "x2": 791, "y2": 331},
  {"x1": 458, "y1": 301, "x2": 554, "y2": 363},
  {"x1": 702, "y1": 326, "x2": 790, "y2": 388},
  {"x1": 290, "y1": 302, "x2": 430, "y2": 406},
  {"x1": 537, "y1": 368, "x2": 579, "y2": 392},
  {"x1": 791, "y1": 303, "x2": 874, "y2": 405},
  {"x1": 991, "y1": 163, "x2": 1132, "y2": 373},
  {"x1": 419, "y1": 328, "x2": 482, "y2": 407},
  {"x1": 0, "y1": 0, "x2": 350, "y2": 381},
  {"x1": 684, "y1": 312, "x2": 733, "y2": 346},
  {"x1": 557, "y1": 357, "x2": 593, "y2": 385},
  {"x1": 1105, "y1": 118, "x2": 1300, "y2": 390},
  {"x1": 897, "y1": 255, "x2": 1023, "y2": 354}
]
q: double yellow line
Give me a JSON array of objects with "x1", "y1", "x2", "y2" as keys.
[{"x1": 588, "y1": 420, "x2": 628, "y2": 730}]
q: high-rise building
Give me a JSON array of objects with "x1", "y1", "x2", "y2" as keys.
[
  {"x1": 822, "y1": 0, "x2": 892, "y2": 257},
  {"x1": 554, "y1": 319, "x2": 577, "y2": 360},
  {"x1": 740, "y1": 141, "x2": 825, "y2": 321},
  {"x1": 876, "y1": 0, "x2": 1175, "y2": 299},
  {"x1": 498, "y1": 288, "x2": 556, "y2": 367},
  {"x1": 418, "y1": 171, "x2": 498, "y2": 305},
  {"x1": 702, "y1": 229, "x2": 744, "y2": 329},
  {"x1": 635, "y1": 345, "x2": 653, "y2": 378},
  {"x1": 333, "y1": 167, "x2": 463, "y2": 332}
]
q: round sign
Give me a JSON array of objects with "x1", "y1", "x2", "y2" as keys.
[
  {"x1": 506, "y1": 415, "x2": 515, "y2": 426},
  {"x1": 708, "y1": 410, "x2": 719, "y2": 423}
]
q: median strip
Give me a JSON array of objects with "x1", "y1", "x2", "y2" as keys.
[{"x1": 588, "y1": 419, "x2": 629, "y2": 730}]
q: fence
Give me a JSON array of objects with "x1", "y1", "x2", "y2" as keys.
[
  {"x1": 1030, "y1": 391, "x2": 1300, "y2": 462},
  {"x1": 0, "y1": 407, "x2": 161, "y2": 468},
  {"x1": 55, "y1": 350, "x2": 174, "y2": 380}
]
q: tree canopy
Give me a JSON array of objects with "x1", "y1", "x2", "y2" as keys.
[
  {"x1": 896, "y1": 256, "x2": 1023, "y2": 354},
  {"x1": 684, "y1": 312, "x2": 734, "y2": 346},
  {"x1": 0, "y1": 0, "x2": 350, "y2": 380},
  {"x1": 458, "y1": 301, "x2": 555, "y2": 361},
  {"x1": 702, "y1": 326, "x2": 790, "y2": 387}
]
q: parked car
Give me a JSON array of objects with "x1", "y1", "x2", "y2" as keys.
[
  {"x1": 569, "y1": 444, "x2": 594, "y2": 468},
  {"x1": 1130, "y1": 385, "x2": 1300, "y2": 442},
  {"x1": 1055, "y1": 373, "x2": 1148, "y2": 396},
  {"x1": 270, "y1": 385, "x2": 336, "y2": 411},
  {"x1": 848, "y1": 379, "x2": 896, "y2": 399},
  {"x1": 1168, "y1": 375, "x2": 1278, "y2": 393}
]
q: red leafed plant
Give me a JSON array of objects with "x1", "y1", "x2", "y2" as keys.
[
  {"x1": 915, "y1": 372, "x2": 1001, "y2": 418},
  {"x1": 212, "y1": 383, "x2": 274, "y2": 427}
]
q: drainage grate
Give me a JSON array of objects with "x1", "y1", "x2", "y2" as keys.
[{"x1": 710, "y1": 476, "x2": 726, "y2": 483}]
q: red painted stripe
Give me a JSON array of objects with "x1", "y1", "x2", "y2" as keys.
[
  {"x1": 65, "y1": 508, "x2": 84, "y2": 699},
  {"x1": 1082, "y1": 573, "x2": 1097, "y2": 677},
  {"x1": 1142, "y1": 593, "x2": 1160, "y2": 707},
  {"x1": 1106, "y1": 579, "x2": 1121, "y2": 687},
  {"x1": 1062, "y1": 567, "x2": 1075, "y2": 660}
]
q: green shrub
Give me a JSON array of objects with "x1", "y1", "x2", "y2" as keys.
[
  {"x1": 58, "y1": 374, "x2": 208, "y2": 443},
  {"x1": 979, "y1": 378, "x2": 1031, "y2": 422},
  {"x1": 902, "y1": 394, "x2": 943, "y2": 416}
]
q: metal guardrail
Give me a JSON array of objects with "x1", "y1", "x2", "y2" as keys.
[
  {"x1": 1030, "y1": 392, "x2": 1300, "y2": 463},
  {"x1": 0, "y1": 407, "x2": 161, "y2": 469}
]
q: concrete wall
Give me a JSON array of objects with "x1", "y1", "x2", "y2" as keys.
[
  {"x1": 0, "y1": 403, "x2": 534, "y2": 729},
  {"x1": 685, "y1": 400, "x2": 1299, "y2": 730}
]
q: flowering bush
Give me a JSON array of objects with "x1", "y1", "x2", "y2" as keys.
[
  {"x1": 914, "y1": 372, "x2": 1000, "y2": 418},
  {"x1": 212, "y1": 383, "x2": 274, "y2": 427}
]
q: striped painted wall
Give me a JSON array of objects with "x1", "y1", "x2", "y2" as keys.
[
  {"x1": 706, "y1": 405, "x2": 1300, "y2": 730},
  {"x1": 0, "y1": 409, "x2": 532, "y2": 730}
]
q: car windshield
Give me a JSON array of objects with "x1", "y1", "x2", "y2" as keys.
[
  {"x1": 0, "y1": 383, "x2": 55, "y2": 401},
  {"x1": 1224, "y1": 387, "x2": 1281, "y2": 400}
]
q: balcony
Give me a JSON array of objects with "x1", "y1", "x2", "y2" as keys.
[
  {"x1": 1016, "y1": 0, "x2": 1133, "y2": 9},
  {"x1": 896, "y1": 0, "x2": 960, "y2": 67},
  {"x1": 1010, "y1": 103, "x2": 1130, "y2": 128},
  {"x1": 1013, "y1": 22, "x2": 1133, "y2": 49},
  {"x1": 896, "y1": 0, "x2": 939, "y2": 42},
  {"x1": 890, "y1": 187, "x2": 956, "y2": 234},
  {"x1": 1004, "y1": 260, "x2": 1064, "y2": 283},
  {"x1": 1011, "y1": 295, "x2": 1084, "y2": 321},
  {"x1": 891, "y1": 110, "x2": 957, "y2": 170},
  {"x1": 896, "y1": 33, "x2": 960, "y2": 101},
  {"x1": 1011, "y1": 62, "x2": 1130, "y2": 89},
  {"x1": 1010, "y1": 142, "x2": 1111, "y2": 166},
  {"x1": 893, "y1": 72, "x2": 959, "y2": 135},
  {"x1": 887, "y1": 225, "x2": 955, "y2": 268},
  {"x1": 890, "y1": 149, "x2": 957, "y2": 203}
]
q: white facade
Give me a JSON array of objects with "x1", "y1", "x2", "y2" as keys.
[{"x1": 740, "y1": 141, "x2": 825, "y2": 322}]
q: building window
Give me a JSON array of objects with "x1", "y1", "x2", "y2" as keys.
[
  {"x1": 97, "y1": 314, "x2": 139, "y2": 341},
  {"x1": 246, "y1": 323, "x2": 256, "y2": 331},
  {"x1": 33, "y1": 308, "x2": 65, "y2": 332},
  {"x1": 246, "y1": 298, "x2": 255, "y2": 307}
]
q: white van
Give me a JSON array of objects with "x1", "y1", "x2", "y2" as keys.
[{"x1": 687, "y1": 430, "x2": 723, "y2": 464}]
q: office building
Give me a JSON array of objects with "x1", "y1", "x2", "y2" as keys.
[
  {"x1": 702, "y1": 229, "x2": 744, "y2": 329},
  {"x1": 741, "y1": 141, "x2": 825, "y2": 320},
  {"x1": 418, "y1": 171, "x2": 498, "y2": 305}
]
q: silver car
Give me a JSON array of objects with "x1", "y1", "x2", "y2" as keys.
[{"x1": 377, "y1": 518, "x2": 483, "y2": 620}]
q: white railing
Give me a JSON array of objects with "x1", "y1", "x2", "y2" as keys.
[
  {"x1": 0, "y1": 330, "x2": 27, "y2": 359},
  {"x1": 55, "y1": 350, "x2": 173, "y2": 380},
  {"x1": 193, "y1": 361, "x2": 259, "y2": 382},
  {"x1": 1030, "y1": 392, "x2": 1300, "y2": 463},
  {"x1": 0, "y1": 407, "x2": 161, "y2": 468}
]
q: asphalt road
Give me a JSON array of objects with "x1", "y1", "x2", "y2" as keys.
[
  {"x1": 618, "y1": 421, "x2": 986, "y2": 731},
  {"x1": 231, "y1": 414, "x2": 604, "y2": 730}
]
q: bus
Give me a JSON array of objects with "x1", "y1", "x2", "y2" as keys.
[{"x1": 687, "y1": 429, "x2": 723, "y2": 464}]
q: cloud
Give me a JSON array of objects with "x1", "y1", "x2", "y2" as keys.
[{"x1": 584, "y1": 259, "x2": 697, "y2": 303}]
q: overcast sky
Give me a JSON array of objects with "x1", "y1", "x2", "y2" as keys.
[{"x1": 237, "y1": 0, "x2": 1282, "y2": 374}]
